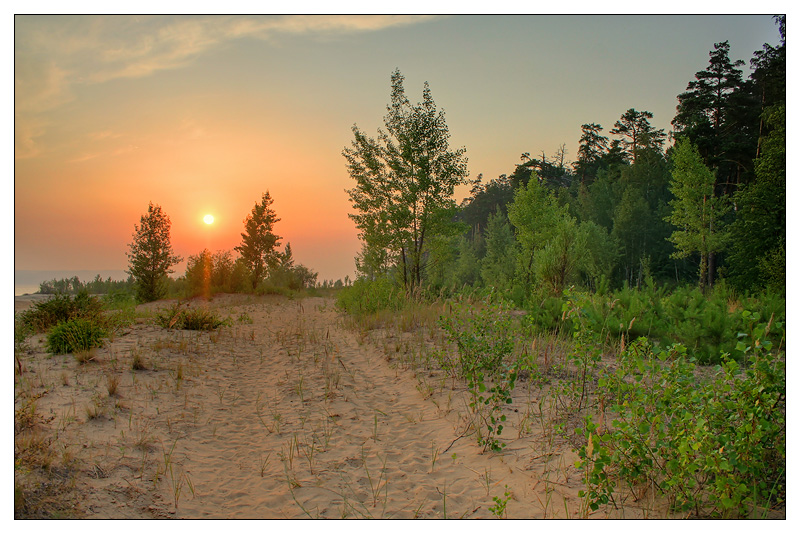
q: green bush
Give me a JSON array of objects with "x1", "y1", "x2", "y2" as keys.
[
  {"x1": 182, "y1": 308, "x2": 228, "y2": 330},
  {"x1": 46, "y1": 317, "x2": 107, "y2": 354},
  {"x1": 583, "y1": 317, "x2": 786, "y2": 517},
  {"x1": 102, "y1": 289, "x2": 137, "y2": 310},
  {"x1": 17, "y1": 290, "x2": 103, "y2": 333},
  {"x1": 336, "y1": 277, "x2": 404, "y2": 316},
  {"x1": 524, "y1": 286, "x2": 785, "y2": 365},
  {"x1": 440, "y1": 301, "x2": 519, "y2": 452}
]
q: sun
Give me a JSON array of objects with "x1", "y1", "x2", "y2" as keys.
[{"x1": 203, "y1": 214, "x2": 214, "y2": 225}]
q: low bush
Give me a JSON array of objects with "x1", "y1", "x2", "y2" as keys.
[
  {"x1": 576, "y1": 316, "x2": 785, "y2": 517},
  {"x1": 155, "y1": 304, "x2": 228, "y2": 331},
  {"x1": 440, "y1": 300, "x2": 519, "y2": 452},
  {"x1": 18, "y1": 290, "x2": 104, "y2": 333},
  {"x1": 524, "y1": 286, "x2": 785, "y2": 365},
  {"x1": 182, "y1": 308, "x2": 228, "y2": 330},
  {"x1": 336, "y1": 277, "x2": 404, "y2": 316}
]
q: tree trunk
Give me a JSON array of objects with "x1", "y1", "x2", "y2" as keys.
[
  {"x1": 707, "y1": 251, "x2": 716, "y2": 289},
  {"x1": 699, "y1": 252, "x2": 708, "y2": 293}
]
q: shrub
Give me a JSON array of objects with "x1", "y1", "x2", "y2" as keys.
[
  {"x1": 440, "y1": 301, "x2": 519, "y2": 452},
  {"x1": 155, "y1": 303, "x2": 185, "y2": 329},
  {"x1": 18, "y1": 291, "x2": 103, "y2": 333},
  {"x1": 46, "y1": 317, "x2": 107, "y2": 355},
  {"x1": 336, "y1": 277, "x2": 404, "y2": 316},
  {"x1": 526, "y1": 286, "x2": 786, "y2": 366},
  {"x1": 155, "y1": 304, "x2": 228, "y2": 331},
  {"x1": 582, "y1": 316, "x2": 786, "y2": 517},
  {"x1": 182, "y1": 308, "x2": 228, "y2": 331}
]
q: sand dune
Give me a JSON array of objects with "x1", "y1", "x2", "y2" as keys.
[{"x1": 15, "y1": 294, "x2": 660, "y2": 519}]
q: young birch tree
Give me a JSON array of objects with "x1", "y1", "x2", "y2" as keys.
[
  {"x1": 343, "y1": 69, "x2": 469, "y2": 294},
  {"x1": 665, "y1": 139, "x2": 729, "y2": 291}
]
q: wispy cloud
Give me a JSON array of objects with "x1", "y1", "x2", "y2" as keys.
[
  {"x1": 17, "y1": 16, "x2": 437, "y2": 100},
  {"x1": 14, "y1": 117, "x2": 46, "y2": 159},
  {"x1": 88, "y1": 130, "x2": 123, "y2": 141},
  {"x1": 14, "y1": 15, "x2": 439, "y2": 159}
]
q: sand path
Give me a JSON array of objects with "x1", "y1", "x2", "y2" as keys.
[{"x1": 16, "y1": 295, "x2": 588, "y2": 519}]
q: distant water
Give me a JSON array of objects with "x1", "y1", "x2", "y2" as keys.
[{"x1": 14, "y1": 270, "x2": 128, "y2": 296}]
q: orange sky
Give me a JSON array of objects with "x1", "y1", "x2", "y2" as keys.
[{"x1": 13, "y1": 14, "x2": 783, "y2": 283}]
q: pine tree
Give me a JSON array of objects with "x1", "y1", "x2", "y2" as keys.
[
  {"x1": 480, "y1": 209, "x2": 516, "y2": 292},
  {"x1": 610, "y1": 109, "x2": 666, "y2": 164},
  {"x1": 126, "y1": 202, "x2": 183, "y2": 302},
  {"x1": 235, "y1": 191, "x2": 282, "y2": 290}
]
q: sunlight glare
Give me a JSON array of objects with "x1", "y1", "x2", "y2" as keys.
[{"x1": 203, "y1": 214, "x2": 214, "y2": 225}]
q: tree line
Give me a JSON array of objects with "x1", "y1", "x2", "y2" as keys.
[
  {"x1": 345, "y1": 17, "x2": 785, "y2": 303},
  {"x1": 125, "y1": 192, "x2": 319, "y2": 303}
]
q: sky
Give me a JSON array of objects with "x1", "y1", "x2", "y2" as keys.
[{"x1": 12, "y1": 14, "x2": 785, "y2": 285}]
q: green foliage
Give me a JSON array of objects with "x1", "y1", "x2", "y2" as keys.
[
  {"x1": 235, "y1": 191, "x2": 282, "y2": 290},
  {"x1": 588, "y1": 324, "x2": 785, "y2": 517},
  {"x1": 38, "y1": 274, "x2": 135, "y2": 295},
  {"x1": 127, "y1": 202, "x2": 183, "y2": 303},
  {"x1": 335, "y1": 277, "x2": 404, "y2": 316},
  {"x1": 671, "y1": 40, "x2": 753, "y2": 191},
  {"x1": 666, "y1": 139, "x2": 730, "y2": 290},
  {"x1": 523, "y1": 291, "x2": 569, "y2": 334},
  {"x1": 488, "y1": 485, "x2": 512, "y2": 518},
  {"x1": 533, "y1": 217, "x2": 582, "y2": 295},
  {"x1": 46, "y1": 317, "x2": 107, "y2": 354},
  {"x1": 439, "y1": 301, "x2": 518, "y2": 452},
  {"x1": 610, "y1": 109, "x2": 666, "y2": 163},
  {"x1": 268, "y1": 243, "x2": 319, "y2": 290},
  {"x1": 480, "y1": 209, "x2": 516, "y2": 293},
  {"x1": 184, "y1": 248, "x2": 214, "y2": 298},
  {"x1": 728, "y1": 104, "x2": 785, "y2": 293},
  {"x1": 344, "y1": 69, "x2": 470, "y2": 294},
  {"x1": 17, "y1": 291, "x2": 104, "y2": 333},
  {"x1": 574, "y1": 123, "x2": 610, "y2": 182},
  {"x1": 508, "y1": 174, "x2": 579, "y2": 296},
  {"x1": 523, "y1": 285, "x2": 784, "y2": 366},
  {"x1": 575, "y1": 417, "x2": 616, "y2": 514},
  {"x1": 181, "y1": 308, "x2": 229, "y2": 331},
  {"x1": 102, "y1": 288, "x2": 137, "y2": 310},
  {"x1": 155, "y1": 304, "x2": 228, "y2": 331},
  {"x1": 576, "y1": 221, "x2": 619, "y2": 292}
]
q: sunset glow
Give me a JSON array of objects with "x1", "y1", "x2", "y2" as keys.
[{"x1": 13, "y1": 15, "x2": 781, "y2": 286}]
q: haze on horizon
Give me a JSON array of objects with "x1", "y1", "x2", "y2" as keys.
[{"x1": 13, "y1": 14, "x2": 782, "y2": 284}]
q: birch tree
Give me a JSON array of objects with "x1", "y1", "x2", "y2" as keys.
[{"x1": 343, "y1": 69, "x2": 469, "y2": 293}]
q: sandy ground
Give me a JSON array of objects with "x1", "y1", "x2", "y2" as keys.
[{"x1": 14, "y1": 294, "x2": 660, "y2": 519}]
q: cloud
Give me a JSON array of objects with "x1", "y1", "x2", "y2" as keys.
[
  {"x1": 14, "y1": 58, "x2": 71, "y2": 113},
  {"x1": 88, "y1": 130, "x2": 123, "y2": 141},
  {"x1": 90, "y1": 15, "x2": 438, "y2": 82},
  {"x1": 14, "y1": 117, "x2": 46, "y2": 159},
  {"x1": 14, "y1": 15, "x2": 439, "y2": 159}
]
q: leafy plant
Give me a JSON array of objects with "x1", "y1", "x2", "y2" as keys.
[
  {"x1": 574, "y1": 417, "x2": 616, "y2": 515},
  {"x1": 440, "y1": 300, "x2": 518, "y2": 452},
  {"x1": 581, "y1": 313, "x2": 785, "y2": 517},
  {"x1": 336, "y1": 277, "x2": 404, "y2": 316},
  {"x1": 182, "y1": 308, "x2": 228, "y2": 331},
  {"x1": 488, "y1": 485, "x2": 512, "y2": 518}
]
